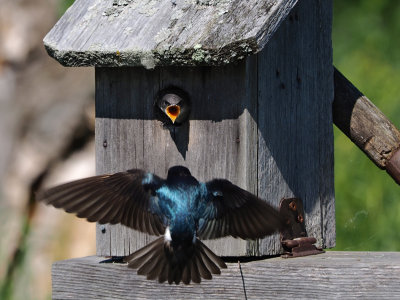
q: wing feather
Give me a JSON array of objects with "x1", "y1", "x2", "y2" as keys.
[
  {"x1": 37, "y1": 169, "x2": 167, "y2": 236},
  {"x1": 198, "y1": 179, "x2": 283, "y2": 240}
]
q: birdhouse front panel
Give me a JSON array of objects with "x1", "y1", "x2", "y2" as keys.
[
  {"x1": 95, "y1": 58, "x2": 264, "y2": 256},
  {"x1": 94, "y1": 0, "x2": 335, "y2": 257}
]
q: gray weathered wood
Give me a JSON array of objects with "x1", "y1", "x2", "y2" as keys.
[
  {"x1": 52, "y1": 252, "x2": 400, "y2": 299},
  {"x1": 43, "y1": 0, "x2": 298, "y2": 68},
  {"x1": 333, "y1": 68, "x2": 400, "y2": 171},
  {"x1": 95, "y1": 59, "x2": 261, "y2": 256},
  {"x1": 95, "y1": 0, "x2": 335, "y2": 257},
  {"x1": 256, "y1": 0, "x2": 335, "y2": 249}
]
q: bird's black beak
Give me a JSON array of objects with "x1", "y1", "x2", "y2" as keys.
[{"x1": 166, "y1": 105, "x2": 180, "y2": 124}]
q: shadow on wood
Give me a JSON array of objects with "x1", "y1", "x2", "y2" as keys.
[{"x1": 167, "y1": 122, "x2": 190, "y2": 159}]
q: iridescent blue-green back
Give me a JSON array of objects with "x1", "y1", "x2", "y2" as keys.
[{"x1": 156, "y1": 175, "x2": 208, "y2": 242}]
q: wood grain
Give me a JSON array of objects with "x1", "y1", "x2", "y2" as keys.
[
  {"x1": 52, "y1": 252, "x2": 400, "y2": 299},
  {"x1": 333, "y1": 67, "x2": 400, "y2": 169},
  {"x1": 256, "y1": 0, "x2": 335, "y2": 250},
  {"x1": 95, "y1": 0, "x2": 335, "y2": 257},
  {"x1": 43, "y1": 0, "x2": 298, "y2": 67},
  {"x1": 95, "y1": 60, "x2": 260, "y2": 256}
]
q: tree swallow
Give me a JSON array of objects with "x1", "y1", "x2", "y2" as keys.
[
  {"x1": 37, "y1": 166, "x2": 283, "y2": 284},
  {"x1": 154, "y1": 87, "x2": 191, "y2": 125}
]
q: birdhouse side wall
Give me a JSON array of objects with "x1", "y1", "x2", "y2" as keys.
[{"x1": 256, "y1": 0, "x2": 335, "y2": 250}]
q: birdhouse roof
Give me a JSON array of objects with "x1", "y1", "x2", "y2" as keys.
[{"x1": 44, "y1": 0, "x2": 298, "y2": 68}]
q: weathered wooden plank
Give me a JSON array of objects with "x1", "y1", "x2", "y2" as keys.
[
  {"x1": 95, "y1": 67, "x2": 160, "y2": 255},
  {"x1": 333, "y1": 68, "x2": 400, "y2": 180},
  {"x1": 52, "y1": 252, "x2": 400, "y2": 299},
  {"x1": 257, "y1": 0, "x2": 335, "y2": 250},
  {"x1": 95, "y1": 58, "x2": 263, "y2": 257},
  {"x1": 43, "y1": 0, "x2": 298, "y2": 67}
]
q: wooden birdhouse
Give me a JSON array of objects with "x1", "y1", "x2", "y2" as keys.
[{"x1": 43, "y1": 0, "x2": 400, "y2": 298}]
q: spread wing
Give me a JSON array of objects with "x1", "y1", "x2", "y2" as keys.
[
  {"x1": 198, "y1": 179, "x2": 284, "y2": 240},
  {"x1": 36, "y1": 169, "x2": 167, "y2": 236}
]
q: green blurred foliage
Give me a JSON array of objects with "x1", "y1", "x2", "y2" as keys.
[
  {"x1": 333, "y1": 0, "x2": 400, "y2": 250},
  {"x1": 58, "y1": 0, "x2": 75, "y2": 16}
]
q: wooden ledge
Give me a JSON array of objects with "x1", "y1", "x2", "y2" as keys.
[{"x1": 52, "y1": 252, "x2": 400, "y2": 299}]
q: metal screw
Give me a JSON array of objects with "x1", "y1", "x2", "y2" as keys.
[
  {"x1": 289, "y1": 200, "x2": 297, "y2": 211},
  {"x1": 103, "y1": 140, "x2": 108, "y2": 148},
  {"x1": 297, "y1": 214, "x2": 304, "y2": 223}
]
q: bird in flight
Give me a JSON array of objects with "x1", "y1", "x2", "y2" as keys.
[{"x1": 37, "y1": 165, "x2": 283, "y2": 284}]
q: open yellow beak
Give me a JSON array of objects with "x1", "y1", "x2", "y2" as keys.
[{"x1": 166, "y1": 105, "x2": 180, "y2": 123}]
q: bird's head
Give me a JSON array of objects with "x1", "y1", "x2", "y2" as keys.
[
  {"x1": 161, "y1": 94, "x2": 181, "y2": 124},
  {"x1": 155, "y1": 87, "x2": 191, "y2": 125},
  {"x1": 167, "y1": 166, "x2": 192, "y2": 180}
]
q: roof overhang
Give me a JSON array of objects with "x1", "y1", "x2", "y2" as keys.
[{"x1": 44, "y1": 0, "x2": 298, "y2": 68}]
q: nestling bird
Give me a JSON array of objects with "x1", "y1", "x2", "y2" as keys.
[
  {"x1": 154, "y1": 87, "x2": 191, "y2": 125},
  {"x1": 37, "y1": 166, "x2": 283, "y2": 284}
]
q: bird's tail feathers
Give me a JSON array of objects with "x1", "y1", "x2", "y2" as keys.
[{"x1": 125, "y1": 237, "x2": 227, "y2": 284}]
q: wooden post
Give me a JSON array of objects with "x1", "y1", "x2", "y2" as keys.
[{"x1": 333, "y1": 67, "x2": 400, "y2": 184}]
